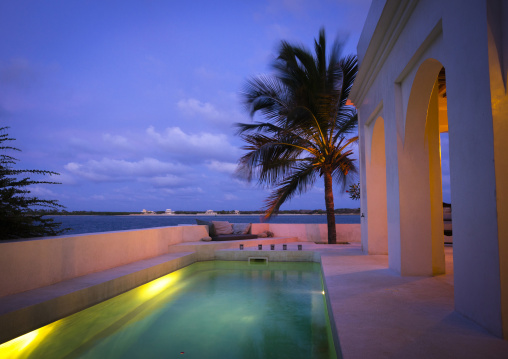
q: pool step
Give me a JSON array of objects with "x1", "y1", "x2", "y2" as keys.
[{"x1": 0, "y1": 251, "x2": 196, "y2": 345}]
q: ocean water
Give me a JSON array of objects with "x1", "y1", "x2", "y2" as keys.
[{"x1": 46, "y1": 214, "x2": 360, "y2": 236}]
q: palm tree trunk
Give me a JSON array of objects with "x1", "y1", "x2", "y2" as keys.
[{"x1": 323, "y1": 169, "x2": 337, "y2": 244}]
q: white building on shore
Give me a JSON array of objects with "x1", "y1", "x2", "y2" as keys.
[{"x1": 196, "y1": 209, "x2": 217, "y2": 215}]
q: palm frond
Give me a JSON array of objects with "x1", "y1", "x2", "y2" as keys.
[
  {"x1": 263, "y1": 163, "x2": 317, "y2": 218},
  {"x1": 237, "y1": 28, "x2": 359, "y2": 227},
  {"x1": 338, "y1": 55, "x2": 358, "y2": 107}
]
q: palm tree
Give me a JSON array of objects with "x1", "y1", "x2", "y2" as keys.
[{"x1": 236, "y1": 28, "x2": 358, "y2": 244}]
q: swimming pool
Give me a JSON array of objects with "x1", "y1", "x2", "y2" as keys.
[{"x1": 0, "y1": 261, "x2": 337, "y2": 358}]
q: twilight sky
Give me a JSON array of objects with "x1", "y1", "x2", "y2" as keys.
[{"x1": 1, "y1": 0, "x2": 375, "y2": 212}]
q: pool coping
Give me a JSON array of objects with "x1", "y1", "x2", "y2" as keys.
[{"x1": 0, "y1": 238, "x2": 322, "y2": 345}]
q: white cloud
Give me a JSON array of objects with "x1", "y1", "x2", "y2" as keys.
[
  {"x1": 146, "y1": 126, "x2": 240, "y2": 161},
  {"x1": 28, "y1": 185, "x2": 59, "y2": 198},
  {"x1": 64, "y1": 157, "x2": 188, "y2": 182},
  {"x1": 177, "y1": 98, "x2": 221, "y2": 119},
  {"x1": 205, "y1": 160, "x2": 237, "y2": 174},
  {"x1": 102, "y1": 133, "x2": 131, "y2": 148}
]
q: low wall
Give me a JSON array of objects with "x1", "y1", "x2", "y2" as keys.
[
  {"x1": 251, "y1": 223, "x2": 361, "y2": 243},
  {"x1": 0, "y1": 222, "x2": 361, "y2": 298},
  {"x1": 0, "y1": 226, "x2": 207, "y2": 298}
]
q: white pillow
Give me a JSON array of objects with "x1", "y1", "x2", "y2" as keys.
[
  {"x1": 212, "y1": 221, "x2": 233, "y2": 235},
  {"x1": 233, "y1": 223, "x2": 251, "y2": 235}
]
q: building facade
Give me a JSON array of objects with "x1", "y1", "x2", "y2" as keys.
[{"x1": 351, "y1": 0, "x2": 508, "y2": 338}]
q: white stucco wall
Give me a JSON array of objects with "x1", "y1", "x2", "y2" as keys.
[{"x1": 351, "y1": 0, "x2": 507, "y2": 338}]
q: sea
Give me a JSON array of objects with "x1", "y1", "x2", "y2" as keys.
[{"x1": 46, "y1": 214, "x2": 361, "y2": 236}]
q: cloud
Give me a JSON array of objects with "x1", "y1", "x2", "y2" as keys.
[
  {"x1": 205, "y1": 160, "x2": 237, "y2": 174},
  {"x1": 176, "y1": 97, "x2": 246, "y2": 128},
  {"x1": 102, "y1": 133, "x2": 131, "y2": 148},
  {"x1": 28, "y1": 185, "x2": 60, "y2": 198},
  {"x1": 177, "y1": 98, "x2": 221, "y2": 119},
  {"x1": 64, "y1": 157, "x2": 189, "y2": 182},
  {"x1": 146, "y1": 126, "x2": 240, "y2": 161}
]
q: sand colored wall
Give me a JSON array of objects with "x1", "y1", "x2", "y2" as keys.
[
  {"x1": 0, "y1": 223, "x2": 360, "y2": 298},
  {"x1": 487, "y1": 0, "x2": 508, "y2": 339},
  {"x1": 365, "y1": 117, "x2": 388, "y2": 254},
  {"x1": 426, "y1": 81, "x2": 445, "y2": 275},
  {"x1": 251, "y1": 223, "x2": 361, "y2": 243},
  {"x1": 0, "y1": 225, "x2": 208, "y2": 298}
]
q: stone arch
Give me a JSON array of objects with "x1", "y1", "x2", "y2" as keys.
[
  {"x1": 364, "y1": 117, "x2": 388, "y2": 254},
  {"x1": 397, "y1": 58, "x2": 446, "y2": 275}
]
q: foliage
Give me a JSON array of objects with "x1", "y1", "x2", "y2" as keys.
[
  {"x1": 347, "y1": 182, "x2": 360, "y2": 200},
  {"x1": 236, "y1": 28, "x2": 358, "y2": 243},
  {"x1": 0, "y1": 128, "x2": 67, "y2": 239}
]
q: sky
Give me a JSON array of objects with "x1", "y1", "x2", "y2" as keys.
[{"x1": 0, "y1": 0, "x2": 373, "y2": 212}]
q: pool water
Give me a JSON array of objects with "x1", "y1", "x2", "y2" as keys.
[{"x1": 0, "y1": 261, "x2": 337, "y2": 359}]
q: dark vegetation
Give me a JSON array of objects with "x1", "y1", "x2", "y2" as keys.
[{"x1": 0, "y1": 128, "x2": 67, "y2": 240}]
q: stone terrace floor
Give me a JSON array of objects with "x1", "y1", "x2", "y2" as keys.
[{"x1": 301, "y1": 243, "x2": 508, "y2": 359}]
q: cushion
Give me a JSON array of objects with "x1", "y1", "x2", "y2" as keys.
[
  {"x1": 196, "y1": 219, "x2": 216, "y2": 237},
  {"x1": 211, "y1": 234, "x2": 258, "y2": 241},
  {"x1": 201, "y1": 236, "x2": 212, "y2": 242},
  {"x1": 232, "y1": 223, "x2": 251, "y2": 235},
  {"x1": 212, "y1": 221, "x2": 234, "y2": 235}
]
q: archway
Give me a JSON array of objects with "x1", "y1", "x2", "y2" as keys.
[
  {"x1": 397, "y1": 59, "x2": 448, "y2": 276},
  {"x1": 365, "y1": 117, "x2": 388, "y2": 254}
]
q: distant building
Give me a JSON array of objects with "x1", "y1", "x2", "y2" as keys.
[
  {"x1": 205, "y1": 209, "x2": 216, "y2": 215},
  {"x1": 234, "y1": 210, "x2": 240, "y2": 215},
  {"x1": 165, "y1": 209, "x2": 175, "y2": 215},
  {"x1": 141, "y1": 209, "x2": 155, "y2": 215}
]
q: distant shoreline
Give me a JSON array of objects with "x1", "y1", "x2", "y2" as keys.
[{"x1": 49, "y1": 212, "x2": 360, "y2": 217}]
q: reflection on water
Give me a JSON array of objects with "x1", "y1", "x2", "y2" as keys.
[{"x1": 0, "y1": 261, "x2": 336, "y2": 359}]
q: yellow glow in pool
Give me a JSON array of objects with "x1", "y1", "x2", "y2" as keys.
[{"x1": 0, "y1": 261, "x2": 337, "y2": 359}]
